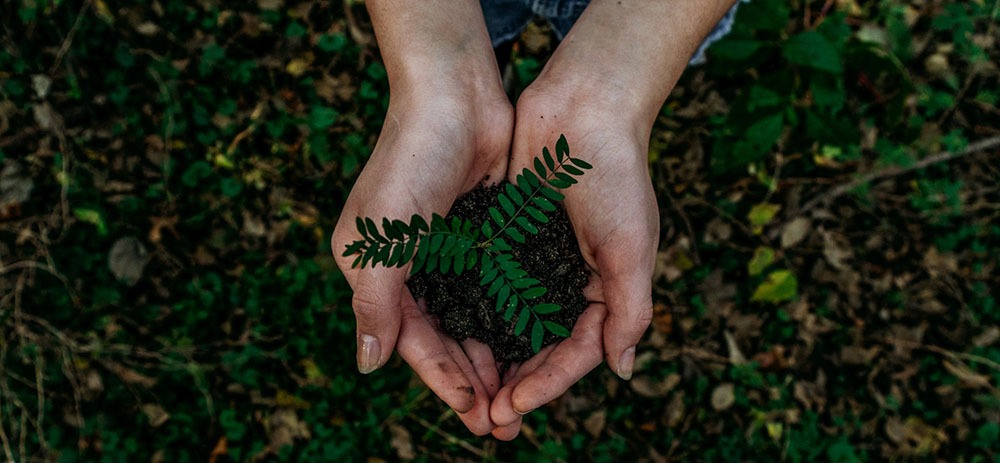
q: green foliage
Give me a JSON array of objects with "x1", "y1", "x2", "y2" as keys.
[{"x1": 343, "y1": 135, "x2": 591, "y2": 351}]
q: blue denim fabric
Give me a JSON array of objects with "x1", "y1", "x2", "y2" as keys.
[{"x1": 480, "y1": 0, "x2": 749, "y2": 65}]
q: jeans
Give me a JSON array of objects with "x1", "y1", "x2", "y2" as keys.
[{"x1": 480, "y1": 0, "x2": 748, "y2": 65}]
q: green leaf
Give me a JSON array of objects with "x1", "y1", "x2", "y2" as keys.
[
  {"x1": 342, "y1": 240, "x2": 365, "y2": 257},
  {"x1": 400, "y1": 238, "x2": 416, "y2": 266},
  {"x1": 505, "y1": 183, "x2": 524, "y2": 206},
  {"x1": 361, "y1": 245, "x2": 379, "y2": 268},
  {"x1": 410, "y1": 214, "x2": 428, "y2": 232},
  {"x1": 533, "y1": 303, "x2": 561, "y2": 314},
  {"x1": 365, "y1": 218, "x2": 387, "y2": 243},
  {"x1": 505, "y1": 227, "x2": 526, "y2": 243},
  {"x1": 73, "y1": 208, "x2": 108, "y2": 235},
  {"x1": 748, "y1": 203, "x2": 781, "y2": 235},
  {"x1": 492, "y1": 238, "x2": 512, "y2": 252},
  {"x1": 392, "y1": 219, "x2": 410, "y2": 236},
  {"x1": 748, "y1": 246, "x2": 776, "y2": 276},
  {"x1": 440, "y1": 235, "x2": 457, "y2": 256},
  {"x1": 515, "y1": 216, "x2": 538, "y2": 235},
  {"x1": 523, "y1": 168, "x2": 541, "y2": 188},
  {"x1": 554, "y1": 172, "x2": 577, "y2": 185},
  {"x1": 532, "y1": 196, "x2": 556, "y2": 212},
  {"x1": 539, "y1": 187, "x2": 565, "y2": 202},
  {"x1": 534, "y1": 157, "x2": 547, "y2": 178},
  {"x1": 563, "y1": 164, "x2": 584, "y2": 176},
  {"x1": 487, "y1": 277, "x2": 504, "y2": 297},
  {"x1": 514, "y1": 307, "x2": 531, "y2": 335},
  {"x1": 496, "y1": 286, "x2": 511, "y2": 312},
  {"x1": 543, "y1": 147, "x2": 555, "y2": 171},
  {"x1": 522, "y1": 287, "x2": 547, "y2": 300},
  {"x1": 431, "y1": 213, "x2": 448, "y2": 231},
  {"x1": 516, "y1": 174, "x2": 532, "y2": 196},
  {"x1": 783, "y1": 31, "x2": 843, "y2": 73},
  {"x1": 505, "y1": 268, "x2": 528, "y2": 280},
  {"x1": 386, "y1": 242, "x2": 404, "y2": 266},
  {"x1": 488, "y1": 207, "x2": 505, "y2": 227},
  {"x1": 504, "y1": 298, "x2": 518, "y2": 321},
  {"x1": 524, "y1": 206, "x2": 549, "y2": 224},
  {"x1": 511, "y1": 278, "x2": 540, "y2": 289},
  {"x1": 383, "y1": 218, "x2": 401, "y2": 240},
  {"x1": 356, "y1": 217, "x2": 367, "y2": 237},
  {"x1": 751, "y1": 270, "x2": 799, "y2": 303},
  {"x1": 570, "y1": 157, "x2": 593, "y2": 170},
  {"x1": 453, "y1": 250, "x2": 466, "y2": 274},
  {"x1": 542, "y1": 321, "x2": 570, "y2": 337},
  {"x1": 429, "y1": 234, "x2": 444, "y2": 253},
  {"x1": 531, "y1": 320, "x2": 544, "y2": 352},
  {"x1": 555, "y1": 134, "x2": 569, "y2": 161},
  {"x1": 438, "y1": 253, "x2": 452, "y2": 273},
  {"x1": 498, "y1": 194, "x2": 515, "y2": 217},
  {"x1": 480, "y1": 268, "x2": 499, "y2": 286},
  {"x1": 480, "y1": 253, "x2": 494, "y2": 274},
  {"x1": 351, "y1": 253, "x2": 363, "y2": 269},
  {"x1": 549, "y1": 178, "x2": 571, "y2": 189},
  {"x1": 481, "y1": 221, "x2": 494, "y2": 237}
]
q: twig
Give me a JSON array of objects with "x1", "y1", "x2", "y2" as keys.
[
  {"x1": 0, "y1": 391, "x2": 15, "y2": 463},
  {"x1": 49, "y1": 0, "x2": 93, "y2": 74},
  {"x1": 799, "y1": 135, "x2": 1000, "y2": 214},
  {"x1": 409, "y1": 413, "x2": 487, "y2": 458}
]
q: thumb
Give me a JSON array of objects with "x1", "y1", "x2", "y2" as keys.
[
  {"x1": 596, "y1": 233, "x2": 655, "y2": 381},
  {"x1": 351, "y1": 266, "x2": 406, "y2": 374}
]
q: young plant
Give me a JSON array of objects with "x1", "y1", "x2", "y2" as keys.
[{"x1": 342, "y1": 135, "x2": 591, "y2": 352}]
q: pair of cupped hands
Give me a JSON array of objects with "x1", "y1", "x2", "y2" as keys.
[{"x1": 331, "y1": 73, "x2": 659, "y2": 439}]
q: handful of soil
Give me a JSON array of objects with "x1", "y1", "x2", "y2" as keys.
[{"x1": 407, "y1": 184, "x2": 590, "y2": 363}]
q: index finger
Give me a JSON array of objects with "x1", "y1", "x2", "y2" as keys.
[{"x1": 489, "y1": 303, "x2": 607, "y2": 426}]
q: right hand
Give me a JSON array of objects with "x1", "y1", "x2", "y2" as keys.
[{"x1": 331, "y1": 86, "x2": 513, "y2": 435}]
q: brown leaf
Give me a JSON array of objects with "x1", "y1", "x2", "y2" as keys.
[
  {"x1": 631, "y1": 373, "x2": 681, "y2": 399},
  {"x1": 109, "y1": 237, "x2": 149, "y2": 286},
  {"x1": 141, "y1": 404, "x2": 170, "y2": 427},
  {"x1": 942, "y1": 360, "x2": 991, "y2": 389},
  {"x1": 583, "y1": 409, "x2": 606, "y2": 437},
  {"x1": 711, "y1": 383, "x2": 736, "y2": 411},
  {"x1": 388, "y1": 423, "x2": 416, "y2": 461},
  {"x1": 780, "y1": 217, "x2": 811, "y2": 248},
  {"x1": 267, "y1": 408, "x2": 311, "y2": 452}
]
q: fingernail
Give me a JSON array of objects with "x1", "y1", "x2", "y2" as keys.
[
  {"x1": 513, "y1": 405, "x2": 534, "y2": 416},
  {"x1": 617, "y1": 346, "x2": 636, "y2": 380},
  {"x1": 358, "y1": 334, "x2": 381, "y2": 374}
]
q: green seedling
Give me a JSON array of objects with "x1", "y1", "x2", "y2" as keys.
[{"x1": 343, "y1": 135, "x2": 591, "y2": 352}]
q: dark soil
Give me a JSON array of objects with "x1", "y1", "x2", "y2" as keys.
[{"x1": 407, "y1": 184, "x2": 590, "y2": 363}]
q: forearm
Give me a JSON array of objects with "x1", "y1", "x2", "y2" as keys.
[
  {"x1": 535, "y1": 0, "x2": 739, "y2": 127},
  {"x1": 365, "y1": 0, "x2": 503, "y2": 98}
]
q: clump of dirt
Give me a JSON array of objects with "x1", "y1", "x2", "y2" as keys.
[{"x1": 407, "y1": 184, "x2": 589, "y2": 363}]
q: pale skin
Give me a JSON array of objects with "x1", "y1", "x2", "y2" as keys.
[{"x1": 331, "y1": 0, "x2": 739, "y2": 439}]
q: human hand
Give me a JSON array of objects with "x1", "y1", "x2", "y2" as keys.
[
  {"x1": 488, "y1": 83, "x2": 659, "y2": 440},
  {"x1": 331, "y1": 86, "x2": 513, "y2": 435}
]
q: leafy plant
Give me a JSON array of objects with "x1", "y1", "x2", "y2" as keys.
[{"x1": 342, "y1": 135, "x2": 591, "y2": 352}]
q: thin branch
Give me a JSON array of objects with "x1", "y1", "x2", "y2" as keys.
[
  {"x1": 409, "y1": 413, "x2": 487, "y2": 459},
  {"x1": 800, "y1": 135, "x2": 1000, "y2": 214},
  {"x1": 49, "y1": 0, "x2": 93, "y2": 74}
]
